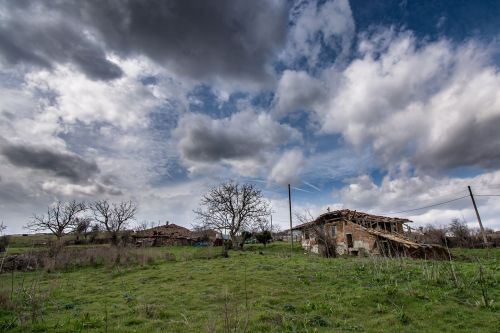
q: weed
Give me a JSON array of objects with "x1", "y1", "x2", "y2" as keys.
[
  {"x1": 307, "y1": 314, "x2": 329, "y2": 327},
  {"x1": 394, "y1": 306, "x2": 411, "y2": 325}
]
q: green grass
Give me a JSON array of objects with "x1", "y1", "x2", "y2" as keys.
[{"x1": 1, "y1": 243, "x2": 499, "y2": 332}]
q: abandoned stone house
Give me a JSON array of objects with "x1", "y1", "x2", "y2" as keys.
[{"x1": 293, "y1": 209, "x2": 447, "y2": 259}]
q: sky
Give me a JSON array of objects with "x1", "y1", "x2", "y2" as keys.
[{"x1": 1, "y1": 0, "x2": 500, "y2": 234}]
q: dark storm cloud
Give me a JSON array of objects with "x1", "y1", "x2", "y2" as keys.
[
  {"x1": 1, "y1": 143, "x2": 99, "y2": 183},
  {"x1": 416, "y1": 114, "x2": 500, "y2": 171},
  {"x1": 174, "y1": 111, "x2": 300, "y2": 165},
  {"x1": 0, "y1": 0, "x2": 288, "y2": 83},
  {"x1": 180, "y1": 126, "x2": 265, "y2": 163},
  {"x1": 0, "y1": 1, "x2": 122, "y2": 80},
  {"x1": 80, "y1": 0, "x2": 288, "y2": 82}
]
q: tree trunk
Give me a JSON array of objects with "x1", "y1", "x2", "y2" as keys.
[
  {"x1": 110, "y1": 233, "x2": 119, "y2": 246},
  {"x1": 222, "y1": 240, "x2": 229, "y2": 258}
]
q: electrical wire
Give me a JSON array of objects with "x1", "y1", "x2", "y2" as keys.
[{"x1": 383, "y1": 195, "x2": 470, "y2": 215}]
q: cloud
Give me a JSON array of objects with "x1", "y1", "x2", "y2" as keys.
[
  {"x1": 0, "y1": 1, "x2": 288, "y2": 85},
  {"x1": 22, "y1": 58, "x2": 169, "y2": 129},
  {"x1": 41, "y1": 180, "x2": 122, "y2": 197},
  {"x1": 281, "y1": 0, "x2": 355, "y2": 67},
  {"x1": 338, "y1": 170, "x2": 500, "y2": 229},
  {"x1": 283, "y1": 30, "x2": 500, "y2": 173},
  {"x1": 85, "y1": 0, "x2": 287, "y2": 84},
  {"x1": 0, "y1": 141, "x2": 98, "y2": 183},
  {"x1": 268, "y1": 148, "x2": 305, "y2": 185},
  {"x1": 0, "y1": 1, "x2": 122, "y2": 80},
  {"x1": 174, "y1": 110, "x2": 301, "y2": 175},
  {"x1": 273, "y1": 70, "x2": 326, "y2": 117}
]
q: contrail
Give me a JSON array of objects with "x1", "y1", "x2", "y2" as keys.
[{"x1": 302, "y1": 180, "x2": 321, "y2": 192}]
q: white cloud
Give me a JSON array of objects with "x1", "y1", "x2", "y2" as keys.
[
  {"x1": 282, "y1": 0, "x2": 355, "y2": 67},
  {"x1": 23, "y1": 58, "x2": 166, "y2": 129},
  {"x1": 338, "y1": 170, "x2": 500, "y2": 230},
  {"x1": 282, "y1": 30, "x2": 500, "y2": 172},
  {"x1": 0, "y1": 55, "x2": 193, "y2": 231},
  {"x1": 41, "y1": 180, "x2": 121, "y2": 197},
  {"x1": 273, "y1": 70, "x2": 326, "y2": 117},
  {"x1": 268, "y1": 148, "x2": 305, "y2": 185}
]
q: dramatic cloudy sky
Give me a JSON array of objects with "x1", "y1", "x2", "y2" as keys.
[{"x1": 1, "y1": 0, "x2": 500, "y2": 233}]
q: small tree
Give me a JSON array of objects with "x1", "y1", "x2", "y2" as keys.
[
  {"x1": 0, "y1": 221, "x2": 9, "y2": 252},
  {"x1": 90, "y1": 200, "x2": 138, "y2": 245},
  {"x1": 74, "y1": 217, "x2": 92, "y2": 242},
  {"x1": 25, "y1": 200, "x2": 86, "y2": 241},
  {"x1": 255, "y1": 230, "x2": 272, "y2": 247},
  {"x1": 240, "y1": 230, "x2": 253, "y2": 244},
  {"x1": 89, "y1": 224, "x2": 101, "y2": 243},
  {"x1": 449, "y1": 218, "x2": 470, "y2": 247},
  {"x1": 195, "y1": 181, "x2": 271, "y2": 255}
]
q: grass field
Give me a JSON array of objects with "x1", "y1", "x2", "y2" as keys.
[
  {"x1": 5, "y1": 233, "x2": 109, "y2": 254},
  {"x1": 1, "y1": 243, "x2": 499, "y2": 332}
]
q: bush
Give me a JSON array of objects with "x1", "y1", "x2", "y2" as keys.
[
  {"x1": 255, "y1": 231, "x2": 272, "y2": 246},
  {"x1": 0, "y1": 235, "x2": 10, "y2": 252}
]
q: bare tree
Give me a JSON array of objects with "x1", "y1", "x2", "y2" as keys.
[
  {"x1": 25, "y1": 200, "x2": 86, "y2": 241},
  {"x1": 421, "y1": 224, "x2": 447, "y2": 246},
  {"x1": 449, "y1": 218, "x2": 471, "y2": 247},
  {"x1": 90, "y1": 199, "x2": 138, "y2": 245},
  {"x1": 74, "y1": 217, "x2": 92, "y2": 242},
  {"x1": 195, "y1": 181, "x2": 271, "y2": 253},
  {"x1": 134, "y1": 221, "x2": 150, "y2": 233},
  {"x1": 252, "y1": 217, "x2": 271, "y2": 234}
]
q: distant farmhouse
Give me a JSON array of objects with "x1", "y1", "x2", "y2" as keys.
[
  {"x1": 133, "y1": 223, "x2": 217, "y2": 247},
  {"x1": 293, "y1": 209, "x2": 448, "y2": 259}
]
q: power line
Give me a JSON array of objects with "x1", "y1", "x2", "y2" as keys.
[
  {"x1": 384, "y1": 195, "x2": 470, "y2": 215},
  {"x1": 475, "y1": 194, "x2": 500, "y2": 197}
]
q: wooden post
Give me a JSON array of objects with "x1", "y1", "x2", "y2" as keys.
[
  {"x1": 288, "y1": 184, "x2": 293, "y2": 254},
  {"x1": 468, "y1": 186, "x2": 488, "y2": 245}
]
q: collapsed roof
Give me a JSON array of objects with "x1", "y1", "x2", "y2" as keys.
[{"x1": 293, "y1": 209, "x2": 411, "y2": 230}]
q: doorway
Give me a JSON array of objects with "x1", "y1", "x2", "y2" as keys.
[{"x1": 346, "y1": 233, "x2": 353, "y2": 248}]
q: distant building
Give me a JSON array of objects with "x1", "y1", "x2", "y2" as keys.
[
  {"x1": 133, "y1": 223, "x2": 216, "y2": 246},
  {"x1": 273, "y1": 230, "x2": 301, "y2": 242}
]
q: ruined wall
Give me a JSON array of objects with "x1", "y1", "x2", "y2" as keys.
[
  {"x1": 299, "y1": 220, "x2": 379, "y2": 256},
  {"x1": 301, "y1": 238, "x2": 318, "y2": 253},
  {"x1": 335, "y1": 220, "x2": 377, "y2": 255}
]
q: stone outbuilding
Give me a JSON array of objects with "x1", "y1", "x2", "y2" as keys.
[
  {"x1": 133, "y1": 223, "x2": 218, "y2": 247},
  {"x1": 134, "y1": 223, "x2": 195, "y2": 246},
  {"x1": 293, "y1": 209, "x2": 448, "y2": 259}
]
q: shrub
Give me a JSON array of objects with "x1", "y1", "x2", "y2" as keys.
[
  {"x1": 255, "y1": 231, "x2": 272, "y2": 247},
  {"x1": 0, "y1": 235, "x2": 10, "y2": 252}
]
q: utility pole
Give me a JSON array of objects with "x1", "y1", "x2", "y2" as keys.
[
  {"x1": 270, "y1": 214, "x2": 273, "y2": 237},
  {"x1": 468, "y1": 186, "x2": 488, "y2": 245},
  {"x1": 288, "y1": 184, "x2": 293, "y2": 254}
]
